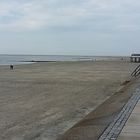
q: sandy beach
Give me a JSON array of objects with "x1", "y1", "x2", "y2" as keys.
[{"x1": 0, "y1": 60, "x2": 138, "y2": 140}]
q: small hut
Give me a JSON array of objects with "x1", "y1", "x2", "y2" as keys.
[{"x1": 130, "y1": 54, "x2": 140, "y2": 63}]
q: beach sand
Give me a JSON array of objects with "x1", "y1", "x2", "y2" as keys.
[{"x1": 0, "y1": 60, "x2": 138, "y2": 140}]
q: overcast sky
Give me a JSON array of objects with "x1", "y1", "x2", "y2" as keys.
[{"x1": 0, "y1": 0, "x2": 140, "y2": 56}]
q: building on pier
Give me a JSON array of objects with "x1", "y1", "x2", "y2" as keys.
[{"x1": 130, "y1": 54, "x2": 140, "y2": 63}]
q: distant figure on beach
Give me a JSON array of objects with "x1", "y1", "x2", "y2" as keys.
[{"x1": 10, "y1": 65, "x2": 14, "y2": 70}]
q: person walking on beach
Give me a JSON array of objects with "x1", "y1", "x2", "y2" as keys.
[{"x1": 10, "y1": 65, "x2": 14, "y2": 70}]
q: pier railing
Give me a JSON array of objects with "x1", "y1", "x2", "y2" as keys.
[{"x1": 131, "y1": 65, "x2": 140, "y2": 77}]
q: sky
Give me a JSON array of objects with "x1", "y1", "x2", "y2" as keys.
[{"x1": 0, "y1": 0, "x2": 140, "y2": 56}]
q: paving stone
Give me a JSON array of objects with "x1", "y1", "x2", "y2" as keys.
[
  {"x1": 136, "y1": 101, "x2": 140, "y2": 105},
  {"x1": 132, "y1": 106, "x2": 140, "y2": 114},
  {"x1": 121, "y1": 125, "x2": 140, "y2": 134},
  {"x1": 126, "y1": 114, "x2": 140, "y2": 125},
  {"x1": 118, "y1": 132, "x2": 140, "y2": 140},
  {"x1": 98, "y1": 87, "x2": 140, "y2": 140}
]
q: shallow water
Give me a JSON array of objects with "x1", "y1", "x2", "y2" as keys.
[{"x1": 0, "y1": 54, "x2": 122, "y2": 65}]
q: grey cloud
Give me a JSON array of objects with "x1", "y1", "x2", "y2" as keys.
[{"x1": 0, "y1": 0, "x2": 140, "y2": 32}]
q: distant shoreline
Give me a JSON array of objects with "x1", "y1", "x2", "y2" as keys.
[
  {"x1": 20, "y1": 60, "x2": 57, "y2": 63},
  {"x1": 0, "y1": 55, "x2": 130, "y2": 66}
]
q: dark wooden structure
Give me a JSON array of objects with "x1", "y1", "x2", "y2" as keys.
[{"x1": 130, "y1": 54, "x2": 140, "y2": 63}]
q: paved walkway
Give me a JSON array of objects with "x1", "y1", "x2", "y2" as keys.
[
  {"x1": 118, "y1": 96, "x2": 140, "y2": 140},
  {"x1": 98, "y1": 87, "x2": 140, "y2": 140}
]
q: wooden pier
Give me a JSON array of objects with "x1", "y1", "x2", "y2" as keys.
[{"x1": 130, "y1": 54, "x2": 140, "y2": 63}]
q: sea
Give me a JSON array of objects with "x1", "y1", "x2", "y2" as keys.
[{"x1": 0, "y1": 54, "x2": 122, "y2": 65}]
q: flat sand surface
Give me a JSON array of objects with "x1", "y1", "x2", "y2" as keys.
[{"x1": 0, "y1": 60, "x2": 138, "y2": 140}]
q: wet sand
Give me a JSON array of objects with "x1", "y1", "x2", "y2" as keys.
[{"x1": 0, "y1": 60, "x2": 138, "y2": 140}]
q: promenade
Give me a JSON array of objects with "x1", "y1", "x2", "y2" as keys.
[
  {"x1": 118, "y1": 95, "x2": 140, "y2": 139},
  {"x1": 98, "y1": 86, "x2": 140, "y2": 140},
  {"x1": 98, "y1": 76, "x2": 140, "y2": 140}
]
